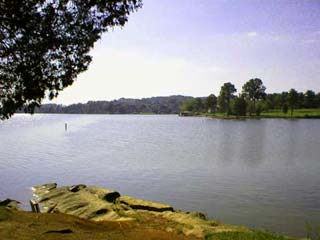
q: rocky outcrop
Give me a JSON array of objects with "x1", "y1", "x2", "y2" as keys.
[
  {"x1": 32, "y1": 183, "x2": 174, "y2": 222},
  {"x1": 120, "y1": 195, "x2": 174, "y2": 212},
  {"x1": 33, "y1": 184, "x2": 124, "y2": 221},
  {"x1": 31, "y1": 183, "x2": 248, "y2": 239}
]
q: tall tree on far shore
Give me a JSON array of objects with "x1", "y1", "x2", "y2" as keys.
[
  {"x1": 206, "y1": 94, "x2": 217, "y2": 113},
  {"x1": 242, "y1": 78, "x2": 266, "y2": 115},
  {"x1": 287, "y1": 88, "x2": 299, "y2": 117},
  {"x1": 218, "y1": 82, "x2": 237, "y2": 115},
  {"x1": 180, "y1": 98, "x2": 201, "y2": 113},
  {"x1": 316, "y1": 92, "x2": 320, "y2": 108},
  {"x1": 232, "y1": 96, "x2": 247, "y2": 116},
  {"x1": 304, "y1": 90, "x2": 317, "y2": 108},
  {"x1": 194, "y1": 98, "x2": 204, "y2": 112}
]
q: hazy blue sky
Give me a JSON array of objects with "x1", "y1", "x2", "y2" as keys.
[{"x1": 52, "y1": 0, "x2": 320, "y2": 104}]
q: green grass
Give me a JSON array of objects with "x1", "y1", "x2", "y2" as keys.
[
  {"x1": 260, "y1": 109, "x2": 320, "y2": 118},
  {"x1": 197, "y1": 108, "x2": 320, "y2": 119},
  {"x1": 202, "y1": 112, "x2": 246, "y2": 119},
  {"x1": 205, "y1": 230, "x2": 296, "y2": 240}
]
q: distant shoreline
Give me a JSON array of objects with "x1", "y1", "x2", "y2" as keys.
[
  {"x1": 180, "y1": 108, "x2": 320, "y2": 119},
  {"x1": 13, "y1": 110, "x2": 320, "y2": 119}
]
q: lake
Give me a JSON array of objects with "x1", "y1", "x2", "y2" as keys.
[{"x1": 0, "y1": 114, "x2": 319, "y2": 237}]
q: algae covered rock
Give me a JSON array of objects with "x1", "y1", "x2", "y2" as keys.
[
  {"x1": 33, "y1": 183, "x2": 123, "y2": 221},
  {"x1": 82, "y1": 186, "x2": 120, "y2": 203},
  {"x1": 120, "y1": 195, "x2": 174, "y2": 212},
  {"x1": 69, "y1": 184, "x2": 87, "y2": 193},
  {"x1": 32, "y1": 183, "x2": 176, "y2": 222},
  {"x1": 29, "y1": 183, "x2": 252, "y2": 239},
  {"x1": 32, "y1": 183, "x2": 57, "y2": 198}
]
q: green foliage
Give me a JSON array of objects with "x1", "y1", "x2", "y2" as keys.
[
  {"x1": 218, "y1": 82, "x2": 237, "y2": 115},
  {"x1": 232, "y1": 96, "x2": 247, "y2": 116},
  {"x1": 287, "y1": 89, "x2": 299, "y2": 117},
  {"x1": 282, "y1": 103, "x2": 289, "y2": 114},
  {"x1": 242, "y1": 78, "x2": 266, "y2": 115},
  {"x1": 180, "y1": 97, "x2": 205, "y2": 113},
  {"x1": 242, "y1": 78, "x2": 266, "y2": 102},
  {"x1": 255, "y1": 102, "x2": 264, "y2": 116},
  {"x1": 36, "y1": 96, "x2": 191, "y2": 114},
  {"x1": 0, "y1": 0, "x2": 142, "y2": 119},
  {"x1": 261, "y1": 108, "x2": 320, "y2": 118},
  {"x1": 181, "y1": 98, "x2": 197, "y2": 112},
  {"x1": 195, "y1": 97, "x2": 204, "y2": 112},
  {"x1": 304, "y1": 90, "x2": 317, "y2": 108},
  {"x1": 206, "y1": 94, "x2": 217, "y2": 113},
  {"x1": 316, "y1": 93, "x2": 320, "y2": 107}
]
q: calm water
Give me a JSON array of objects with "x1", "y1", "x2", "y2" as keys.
[{"x1": 0, "y1": 114, "x2": 319, "y2": 237}]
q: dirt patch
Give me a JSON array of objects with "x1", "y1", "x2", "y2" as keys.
[{"x1": 0, "y1": 207, "x2": 194, "y2": 240}]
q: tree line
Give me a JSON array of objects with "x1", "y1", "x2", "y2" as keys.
[
  {"x1": 31, "y1": 96, "x2": 192, "y2": 115},
  {"x1": 180, "y1": 78, "x2": 320, "y2": 117}
]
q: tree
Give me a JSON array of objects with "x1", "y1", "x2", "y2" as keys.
[
  {"x1": 180, "y1": 98, "x2": 197, "y2": 112},
  {"x1": 304, "y1": 90, "x2": 317, "y2": 108},
  {"x1": 282, "y1": 103, "x2": 288, "y2": 114},
  {"x1": 287, "y1": 88, "x2": 299, "y2": 117},
  {"x1": 232, "y1": 96, "x2": 247, "y2": 116},
  {"x1": 242, "y1": 78, "x2": 266, "y2": 115},
  {"x1": 194, "y1": 97, "x2": 204, "y2": 112},
  {"x1": 281, "y1": 91, "x2": 289, "y2": 108},
  {"x1": 218, "y1": 82, "x2": 237, "y2": 115},
  {"x1": 0, "y1": 0, "x2": 142, "y2": 119},
  {"x1": 316, "y1": 92, "x2": 320, "y2": 108},
  {"x1": 264, "y1": 93, "x2": 276, "y2": 111},
  {"x1": 297, "y1": 92, "x2": 305, "y2": 108},
  {"x1": 206, "y1": 94, "x2": 217, "y2": 113}
]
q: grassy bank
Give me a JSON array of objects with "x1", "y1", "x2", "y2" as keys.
[
  {"x1": 193, "y1": 108, "x2": 320, "y2": 119},
  {"x1": 205, "y1": 231, "x2": 296, "y2": 240},
  {"x1": 260, "y1": 109, "x2": 320, "y2": 118},
  {"x1": 0, "y1": 206, "x2": 297, "y2": 240}
]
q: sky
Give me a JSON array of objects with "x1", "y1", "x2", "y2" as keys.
[{"x1": 51, "y1": 0, "x2": 320, "y2": 105}]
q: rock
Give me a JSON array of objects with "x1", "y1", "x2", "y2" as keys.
[
  {"x1": 69, "y1": 184, "x2": 86, "y2": 193},
  {"x1": 33, "y1": 183, "x2": 58, "y2": 198},
  {"x1": 120, "y1": 196, "x2": 174, "y2": 212},
  {"x1": 44, "y1": 229, "x2": 73, "y2": 234},
  {"x1": 32, "y1": 184, "x2": 174, "y2": 223},
  {"x1": 0, "y1": 199, "x2": 21, "y2": 211},
  {"x1": 33, "y1": 184, "x2": 123, "y2": 221},
  {"x1": 83, "y1": 187, "x2": 120, "y2": 203},
  {"x1": 34, "y1": 183, "x2": 57, "y2": 191},
  {"x1": 42, "y1": 183, "x2": 57, "y2": 190},
  {"x1": 188, "y1": 211, "x2": 207, "y2": 220}
]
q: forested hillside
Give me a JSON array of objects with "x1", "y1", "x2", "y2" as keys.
[{"x1": 34, "y1": 96, "x2": 192, "y2": 114}]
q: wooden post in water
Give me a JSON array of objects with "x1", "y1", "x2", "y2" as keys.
[{"x1": 30, "y1": 199, "x2": 40, "y2": 213}]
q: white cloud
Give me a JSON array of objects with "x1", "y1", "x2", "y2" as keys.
[{"x1": 247, "y1": 32, "x2": 258, "y2": 37}]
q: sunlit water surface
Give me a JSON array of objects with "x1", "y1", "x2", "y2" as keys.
[{"x1": 0, "y1": 114, "x2": 319, "y2": 237}]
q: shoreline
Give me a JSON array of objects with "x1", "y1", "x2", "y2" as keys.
[
  {"x1": 180, "y1": 112, "x2": 320, "y2": 119},
  {"x1": 1, "y1": 183, "x2": 298, "y2": 240},
  {"x1": 13, "y1": 110, "x2": 320, "y2": 119}
]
